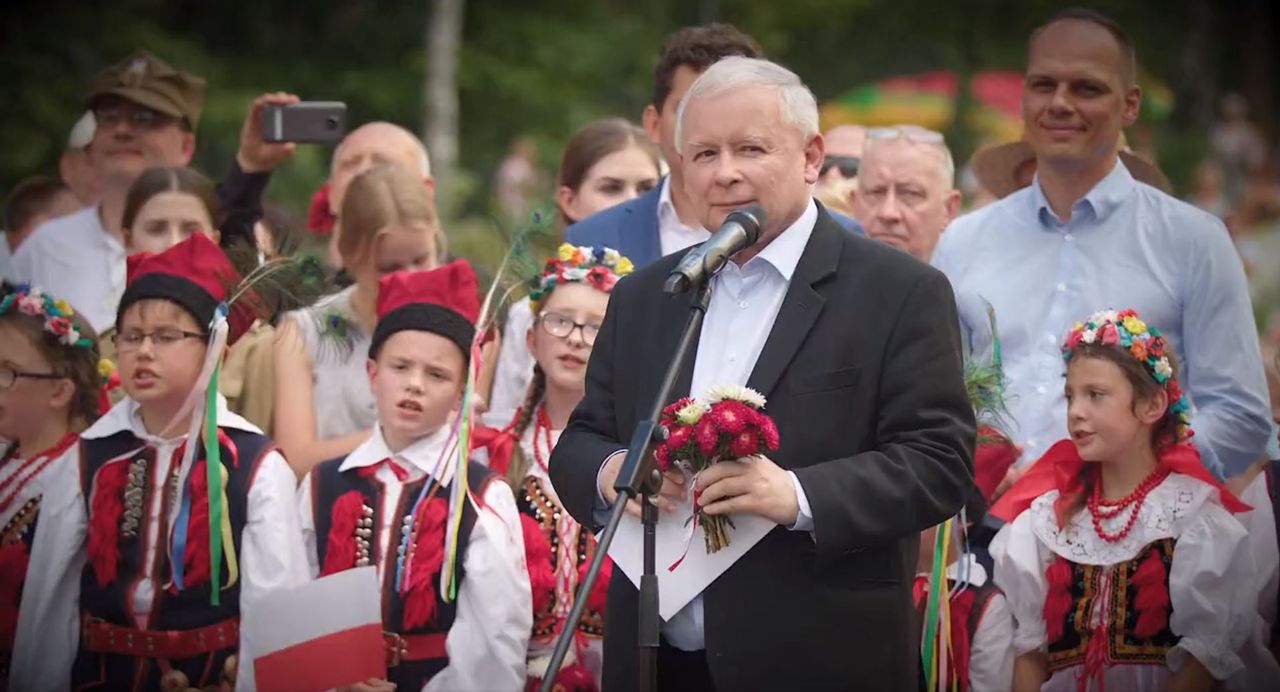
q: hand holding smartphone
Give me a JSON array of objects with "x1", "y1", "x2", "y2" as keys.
[{"x1": 259, "y1": 102, "x2": 348, "y2": 144}]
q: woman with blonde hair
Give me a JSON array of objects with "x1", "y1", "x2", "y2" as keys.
[{"x1": 274, "y1": 164, "x2": 446, "y2": 476}]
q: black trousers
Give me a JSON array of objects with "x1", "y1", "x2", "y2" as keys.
[{"x1": 656, "y1": 639, "x2": 715, "y2": 692}]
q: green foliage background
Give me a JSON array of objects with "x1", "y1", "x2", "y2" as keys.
[{"x1": 3, "y1": 0, "x2": 1275, "y2": 269}]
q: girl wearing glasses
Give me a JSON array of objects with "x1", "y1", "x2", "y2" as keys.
[
  {"x1": 475, "y1": 243, "x2": 632, "y2": 689},
  {"x1": 0, "y1": 284, "x2": 111, "y2": 691}
]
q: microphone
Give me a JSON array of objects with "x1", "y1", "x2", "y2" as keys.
[{"x1": 664, "y1": 204, "x2": 766, "y2": 295}]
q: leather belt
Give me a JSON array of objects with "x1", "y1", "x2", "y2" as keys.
[
  {"x1": 82, "y1": 616, "x2": 238, "y2": 659},
  {"x1": 384, "y1": 631, "x2": 447, "y2": 668}
]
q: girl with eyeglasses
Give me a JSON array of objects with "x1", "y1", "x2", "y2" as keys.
[
  {"x1": 0, "y1": 283, "x2": 112, "y2": 690},
  {"x1": 473, "y1": 243, "x2": 632, "y2": 690}
]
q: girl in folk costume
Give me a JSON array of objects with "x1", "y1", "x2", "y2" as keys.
[
  {"x1": 299, "y1": 261, "x2": 531, "y2": 692},
  {"x1": 990, "y1": 308, "x2": 1280, "y2": 692},
  {"x1": 475, "y1": 243, "x2": 633, "y2": 690},
  {"x1": 73, "y1": 233, "x2": 313, "y2": 691},
  {"x1": 1, "y1": 284, "x2": 113, "y2": 692}
]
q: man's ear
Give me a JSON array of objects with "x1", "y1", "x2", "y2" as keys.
[
  {"x1": 803, "y1": 134, "x2": 825, "y2": 185},
  {"x1": 366, "y1": 357, "x2": 378, "y2": 387},
  {"x1": 179, "y1": 132, "x2": 196, "y2": 165},
  {"x1": 1121, "y1": 85, "x2": 1142, "y2": 128},
  {"x1": 642, "y1": 104, "x2": 662, "y2": 147}
]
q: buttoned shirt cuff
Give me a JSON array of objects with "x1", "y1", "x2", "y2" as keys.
[
  {"x1": 787, "y1": 470, "x2": 814, "y2": 532},
  {"x1": 593, "y1": 449, "x2": 627, "y2": 527}
]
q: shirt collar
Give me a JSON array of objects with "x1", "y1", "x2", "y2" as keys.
[
  {"x1": 1030, "y1": 158, "x2": 1134, "y2": 229},
  {"x1": 740, "y1": 198, "x2": 818, "y2": 282},
  {"x1": 658, "y1": 176, "x2": 676, "y2": 222},
  {"x1": 339, "y1": 422, "x2": 457, "y2": 484},
  {"x1": 915, "y1": 551, "x2": 988, "y2": 588},
  {"x1": 82, "y1": 393, "x2": 260, "y2": 442}
]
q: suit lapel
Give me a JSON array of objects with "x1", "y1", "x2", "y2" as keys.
[{"x1": 745, "y1": 210, "x2": 844, "y2": 398}]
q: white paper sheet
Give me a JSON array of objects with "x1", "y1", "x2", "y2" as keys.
[{"x1": 605, "y1": 478, "x2": 775, "y2": 620}]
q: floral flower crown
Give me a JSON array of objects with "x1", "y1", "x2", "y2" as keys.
[
  {"x1": 1063, "y1": 308, "x2": 1192, "y2": 441},
  {"x1": 528, "y1": 243, "x2": 635, "y2": 312},
  {"x1": 0, "y1": 284, "x2": 94, "y2": 349}
]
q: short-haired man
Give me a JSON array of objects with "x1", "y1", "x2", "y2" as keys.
[
  {"x1": 933, "y1": 9, "x2": 1271, "y2": 481},
  {"x1": 855, "y1": 125, "x2": 960, "y2": 262},
  {"x1": 12, "y1": 50, "x2": 204, "y2": 330},
  {"x1": 1, "y1": 177, "x2": 81, "y2": 280},
  {"x1": 552, "y1": 56, "x2": 973, "y2": 691}
]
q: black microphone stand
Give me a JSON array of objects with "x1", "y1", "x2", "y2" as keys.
[{"x1": 539, "y1": 278, "x2": 714, "y2": 692}]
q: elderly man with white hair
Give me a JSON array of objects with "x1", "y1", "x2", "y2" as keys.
[
  {"x1": 550, "y1": 56, "x2": 975, "y2": 691},
  {"x1": 854, "y1": 125, "x2": 960, "y2": 262}
]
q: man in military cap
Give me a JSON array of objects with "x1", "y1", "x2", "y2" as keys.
[{"x1": 12, "y1": 50, "x2": 205, "y2": 330}]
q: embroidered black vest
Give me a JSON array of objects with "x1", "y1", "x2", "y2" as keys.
[
  {"x1": 1047, "y1": 538, "x2": 1179, "y2": 674},
  {"x1": 0, "y1": 447, "x2": 44, "y2": 687},
  {"x1": 71, "y1": 428, "x2": 275, "y2": 691},
  {"x1": 516, "y1": 475, "x2": 605, "y2": 640},
  {"x1": 311, "y1": 456, "x2": 492, "y2": 691}
]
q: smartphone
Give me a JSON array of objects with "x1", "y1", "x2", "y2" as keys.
[{"x1": 259, "y1": 102, "x2": 348, "y2": 144}]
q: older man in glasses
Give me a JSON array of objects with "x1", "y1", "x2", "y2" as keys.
[
  {"x1": 11, "y1": 51, "x2": 204, "y2": 331},
  {"x1": 854, "y1": 125, "x2": 960, "y2": 262}
]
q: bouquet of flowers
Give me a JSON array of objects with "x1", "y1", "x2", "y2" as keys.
[{"x1": 654, "y1": 385, "x2": 780, "y2": 554}]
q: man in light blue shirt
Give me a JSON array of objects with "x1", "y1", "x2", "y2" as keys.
[{"x1": 933, "y1": 9, "x2": 1270, "y2": 479}]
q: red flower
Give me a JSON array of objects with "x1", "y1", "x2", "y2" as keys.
[
  {"x1": 1117, "y1": 308, "x2": 1138, "y2": 321},
  {"x1": 307, "y1": 182, "x2": 335, "y2": 235},
  {"x1": 1148, "y1": 338, "x2": 1165, "y2": 357},
  {"x1": 759, "y1": 416, "x2": 780, "y2": 451},
  {"x1": 47, "y1": 316, "x2": 72, "y2": 336},
  {"x1": 654, "y1": 444, "x2": 671, "y2": 472},
  {"x1": 707, "y1": 401, "x2": 751, "y2": 435},
  {"x1": 666, "y1": 424, "x2": 692, "y2": 452},
  {"x1": 1065, "y1": 329, "x2": 1084, "y2": 350},
  {"x1": 694, "y1": 418, "x2": 720, "y2": 456},
  {"x1": 1098, "y1": 323, "x2": 1119, "y2": 345},
  {"x1": 662, "y1": 397, "x2": 696, "y2": 421},
  {"x1": 728, "y1": 430, "x2": 761, "y2": 459}
]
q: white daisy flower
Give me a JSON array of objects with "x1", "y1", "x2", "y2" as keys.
[
  {"x1": 603, "y1": 248, "x2": 621, "y2": 266},
  {"x1": 704, "y1": 384, "x2": 767, "y2": 409},
  {"x1": 676, "y1": 401, "x2": 708, "y2": 425},
  {"x1": 1081, "y1": 328, "x2": 1098, "y2": 344},
  {"x1": 1154, "y1": 358, "x2": 1173, "y2": 379},
  {"x1": 563, "y1": 267, "x2": 589, "y2": 281}
]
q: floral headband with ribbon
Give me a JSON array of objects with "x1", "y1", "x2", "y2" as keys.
[
  {"x1": 1063, "y1": 308, "x2": 1192, "y2": 441},
  {"x1": 1, "y1": 284, "x2": 94, "y2": 349},
  {"x1": 528, "y1": 243, "x2": 634, "y2": 312},
  {"x1": 1, "y1": 284, "x2": 119, "y2": 409}
]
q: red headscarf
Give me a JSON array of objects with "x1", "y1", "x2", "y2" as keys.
[{"x1": 989, "y1": 439, "x2": 1251, "y2": 525}]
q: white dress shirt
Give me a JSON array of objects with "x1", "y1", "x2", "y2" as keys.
[
  {"x1": 660, "y1": 199, "x2": 819, "y2": 651},
  {"x1": 298, "y1": 423, "x2": 532, "y2": 692},
  {"x1": 10, "y1": 206, "x2": 125, "y2": 332},
  {"x1": 657, "y1": 177, "x2": 710, "y2": 257},
  {"x1": 486, "y1": 297, "x2": 538, "y2": 428},
  {"x1": 73, "y1": 395, "x2": 311, "y2": 691},
  {"x1": 0, "y1": 233, "x2": 14, "y2": 281},
  {"x1": 5, "y1": 440, "x2": 83, "y2": 692}
]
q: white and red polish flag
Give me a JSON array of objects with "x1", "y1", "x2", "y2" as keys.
[{"x1": 241, "y1": 567, "x2": 386, "y2": 691}]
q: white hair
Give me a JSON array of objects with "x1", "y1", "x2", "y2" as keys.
[
  {"x1": 862, "y1": 125, "x2": 957, "y2": 189},
  {"x1": 330, "y1": 122, "x2": 431, "y2": 177},
  {"x1": 674, "y1": 57, "x2": 820, "y2": 153}
]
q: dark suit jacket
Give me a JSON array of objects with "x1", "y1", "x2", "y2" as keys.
[
  {"x1": 565, "y1": 179, "x2": 864, "y2": 268},
  {"x1": 549, "y1": 206, "x2": 975, "y2": 691}
]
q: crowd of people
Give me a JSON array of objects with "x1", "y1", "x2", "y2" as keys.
[{"x1": 3, "y1": 7, "x2": 1280, "y2": 692}]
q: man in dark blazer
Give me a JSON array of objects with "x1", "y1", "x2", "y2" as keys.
[{"x1": 550, "y1": 57, "x2": 975, "y2": 691}]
